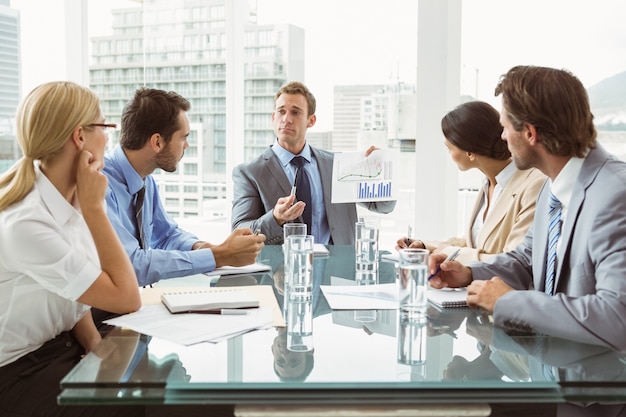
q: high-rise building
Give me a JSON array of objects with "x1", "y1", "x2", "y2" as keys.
[
  {"x1": 332, "y1": 84, "x2": 386, "y2": 151},
  {"x1": 89, "y1": 0, "x2": 304, "y2": 219},
  {"x1": 0, "y1": 0, "x2": 21, "y2": 172}
]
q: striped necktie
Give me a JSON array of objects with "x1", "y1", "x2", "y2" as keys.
[
  {"x1": 135, "y1": 185, "x2": 146, "y2": 249},
  {"x1": 545, "y1": 192, "x2": 561, "y2": 296}
]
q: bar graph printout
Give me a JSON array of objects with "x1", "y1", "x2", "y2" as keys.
[{"x1": 331, "y1": 149, "x2": 397, "y2": 203}]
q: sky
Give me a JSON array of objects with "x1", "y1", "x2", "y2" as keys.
[{"x1": 10, "y1": 0, "x2": 626, "y2": 131}]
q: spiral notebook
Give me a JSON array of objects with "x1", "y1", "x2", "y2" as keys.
[
  {"x1": 427, "y1": 288, "x2": 468, "y2": 309},
  {"x1": 161, "y1": 288, "x2": 259, "y2": 314}
]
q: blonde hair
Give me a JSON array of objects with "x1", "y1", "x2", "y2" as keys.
[{"x1": 0, "y1": 81, "x2": 101, "y2": 211}]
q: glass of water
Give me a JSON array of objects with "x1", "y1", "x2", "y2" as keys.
[{"x1": 398, "y1": 248, "x2": 429, "y2": 320}]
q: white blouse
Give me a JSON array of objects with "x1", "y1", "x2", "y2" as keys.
[{"x1": 0, "y1": 164, "x2": 101, "y2": 367}]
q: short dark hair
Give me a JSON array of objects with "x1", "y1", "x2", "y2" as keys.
[
  {"x1": 495, "y1": 65, "x2": 596, "y2": 157},
  {"x1": 274, "y1": 81, "x2": 316, "y2": 116},
  {"x1": 441, "y1": 101, "x2": 510, "y2": 160},
  {"x1": 120, "y1": 87, "x2": 191, "y2": 150}
]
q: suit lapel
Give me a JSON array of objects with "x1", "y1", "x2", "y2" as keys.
[
  {"x1": 263, "y1": 147, "x2": 292, "y2": 195},
  {"x1": 554, "y1": 146, "x2": 609, "y2": 288}
]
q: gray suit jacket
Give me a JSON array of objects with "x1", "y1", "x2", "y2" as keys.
[
  {"x1": 469, "y1": 144, "x2": 626, "y2": 350},
  {"x1": 231, "y1": 145, "x2": 395, "y2": 245}
]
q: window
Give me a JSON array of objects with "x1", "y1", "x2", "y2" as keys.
[{"x1": 5, "y1": 0, "x2": 626, "y2": 246}]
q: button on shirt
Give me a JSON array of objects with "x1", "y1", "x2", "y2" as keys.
[
  {"x1": 103, "y1": 144, "x2": 215, "y2": 286},
  {"x1": 0, "y1": 164, "x2": 99, "y2": 367}
]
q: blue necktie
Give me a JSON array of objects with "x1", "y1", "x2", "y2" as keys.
[
  {"x1": 545, "y1": 192, "x2": 561, "y2": 296},
  {"x1": 290, "y1": 156, "x2": 312, "y2": 235}
]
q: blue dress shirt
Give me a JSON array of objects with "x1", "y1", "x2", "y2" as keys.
[
  {"x1": 271, "y1": 141, "x2": 331, "y2": 244},
  {"x1": 103, "y1": 144, "x2": 216, "y2": 286}
]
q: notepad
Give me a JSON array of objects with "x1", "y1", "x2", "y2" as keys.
[
  {"x1": 161, "y1": 288, "x2": 259, "y2": 314},
  {"x1": 427, "y1": 288, "x2": 468, "y2": 309}
]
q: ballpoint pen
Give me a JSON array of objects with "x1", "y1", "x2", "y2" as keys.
[
  {"x1": 291, "y1": 167, "x2": 299, "y2": 197},
  {"x1": 427, "y1": 248, "x2": 461, "y2": 281},
  {"x1": 202, "y1": 308, "x2": 251, "y2": 315},
  {"x1": 405, "y1": 225, "x2": 412, "y2": 247}
]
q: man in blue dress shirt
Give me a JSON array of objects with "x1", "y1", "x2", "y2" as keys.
[{"x1": 103, "y1": 88, "x2": 265, "y2": 287}]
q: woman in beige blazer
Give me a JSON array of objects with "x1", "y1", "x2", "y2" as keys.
[{"x1": 397, "y1": 101, "x2": 545, "y2": 263}]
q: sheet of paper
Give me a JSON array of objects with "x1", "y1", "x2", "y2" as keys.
[
  {"x1": 104, "y1": 304, "x2": 273, "y2": 345},
  {"x1": 331, "y1": 149, "x2": 397, "y2": 203},
  {"x1": 320, "y1": 283, "x2": 398, "y2": 310}
]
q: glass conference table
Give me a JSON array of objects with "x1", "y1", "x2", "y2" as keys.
[{"x1": 59, "y1": 245, "x2": 626, "y2": 416}]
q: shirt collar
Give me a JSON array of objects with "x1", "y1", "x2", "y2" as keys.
[
  {"x1": 271, "y1": 139, "x2": 312, "y2": 168},
  {"x1": 550, "y1": 156, "x2": 585, "y2": 209},
  {"x1": 35, "y1": 162, "x2": 78, "y2": 226},
  {"x1": 480, "y1": 160, "x2": 516, "y2": 190},
  {"x1": 112, "y1": 144, "x2": 145, "y2": 194}
]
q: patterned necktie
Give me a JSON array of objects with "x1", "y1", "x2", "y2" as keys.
[
  {"x1": 545, "y1": 192, "x2": 561, "y2": 296},
  {"x1": 290, "y1": 156, "x2": 312, "y2": 235},
  {"x1": 135, "y1": 185, "x2": 146, "y2": 249}
]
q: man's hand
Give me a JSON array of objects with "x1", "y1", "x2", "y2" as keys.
[
  {"x1": 272, "y1": 194, "x2": 305, "y2": 226},
  {"x1": 467, "y1": 276, "x2": 513, "y2": 312},
  {"x1": 427, "y1": 252, "x2": 472, "y2": 289},
  {"x1": 211, "y1": 228, "x2": 266, "y2": 268}
]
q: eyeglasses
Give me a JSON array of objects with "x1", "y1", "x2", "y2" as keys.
[{"x1": 86, "y1": 123, "x2": 117, "y2": 133}]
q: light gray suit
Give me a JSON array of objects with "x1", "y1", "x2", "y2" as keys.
[
  {"x1": 469, "y1": 144, "x2": 626, "y2": 351},
  {"x1": 231, "y1": 145, "x2": 395, "y2": 245}
]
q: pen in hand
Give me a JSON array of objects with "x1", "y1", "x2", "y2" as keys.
[
  {"x1": 427, "y1": 248, "x2": 461, "y2": 281},
  {"x1": 405, "y1": 225, "x2": 412, "y2": 247},
  {"x1": 291, "y1": 167, "x2": 299, "y2": 199}
]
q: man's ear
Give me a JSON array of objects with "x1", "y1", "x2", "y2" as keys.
[
  {"x1": 149, "y1": 133, "x2": 163, "y2": 152},
  {"x1": 524, "y1": 123, "x2": 539, "y2": 145},
  {"x1": 307, "y1": 114, "x2": 316, "y2": 128}
]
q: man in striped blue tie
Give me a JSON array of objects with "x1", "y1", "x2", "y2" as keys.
[{"x1": 427, "y1": 65, "x2": 626, "y2": 356}]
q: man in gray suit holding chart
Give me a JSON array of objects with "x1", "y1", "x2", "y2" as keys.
[
  {"x1": 429, "y1": 65, "x2": 626, "y2": 352},
  {"x1": 231, "y1": 81, "x2": 395, "y2": 245}
]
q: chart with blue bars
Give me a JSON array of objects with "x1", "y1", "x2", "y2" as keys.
[{"x1": 357, "y1": 181, "x2": 392, "y2": 199}]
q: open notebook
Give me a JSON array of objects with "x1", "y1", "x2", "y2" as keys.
[{"x1": 427, "y1": 288, "x2": 468, "y2": 309}]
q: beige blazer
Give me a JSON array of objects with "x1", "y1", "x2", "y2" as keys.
[{"x1": 423, "y1": 167, "x2": 546, "y2": 264}]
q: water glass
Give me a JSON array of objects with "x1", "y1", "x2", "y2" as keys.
[
  {"x1": 355, "y1": 221, "x2": 379, "y2": 272},
  {"x1": 286, "y1": 296, "x2": 314, "y2": 352},
  {"x1": 283, "y1": 223, "x2": 307, "y2": 244},
  {"x1": 286, "y1": 234, "x2": 314, "y2": 301},
  {"x1": 398, "y1": 248, "x2": 429, "y2": 319},
  {"x1": 282, "y1": 223, "x2": 308, "y2": 301}
]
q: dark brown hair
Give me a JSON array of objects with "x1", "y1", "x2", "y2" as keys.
[
  {"x1": 441, "y1": 101, "x2": 510, "y2": 160},
  {"x1": 494, "y1": 65, "x2": 596, "y2": 157},
  {"x1": 120, "y1": 87, "x2": 191, "y2": 150}
]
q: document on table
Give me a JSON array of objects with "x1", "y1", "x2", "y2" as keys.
[
  {"x1": 331, "y1": 149, "x2": 398, "y2": 203},
  {"x1": 104, "y1": 304, "x2": 273, "y2": 345},
  {"x1": 320, "y1": 283, "x2": 398, "y2": 310},
  {"x1": 202, "y1": 262, "x2": 270, "y2": 277}
]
